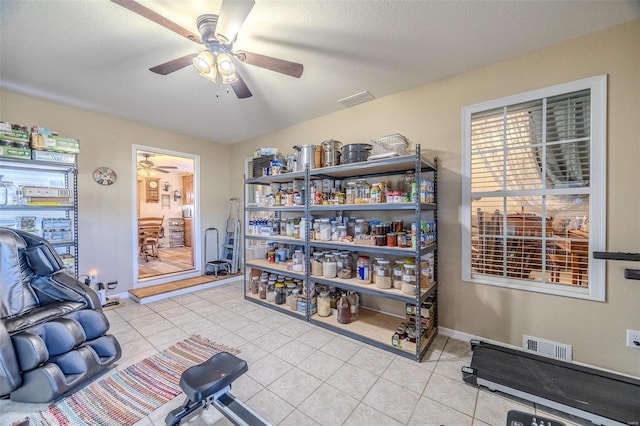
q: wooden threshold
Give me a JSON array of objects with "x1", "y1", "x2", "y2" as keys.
[{"x1": 129, "y1": 273, "x2": 243, "y2": 299}]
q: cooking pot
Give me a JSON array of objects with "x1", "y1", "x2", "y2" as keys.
[
  {"x1": 293, "y1": 144, "x2": 317, "y2": 171},
  {"x1": 285, "y1": 154, "x2": 298, "y2": 173},
  {"x1": 342, "y1": 143, "x2": 372, "y2": 164},
  {"x1": 321, "y1": 139, "x2": 343, "y2": 167}
]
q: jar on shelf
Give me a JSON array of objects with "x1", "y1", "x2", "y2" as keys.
[
  {"x1": 397, "y1": 231, "x2": 408, "y2": 248},
  {"x1": 285, "y1": 281, "x2": 296, "y2": 303},
  {"x1": 323, "y1": 254, "x2": 337, "y2": 278},
  {"x1": 319, "y1": 218, "x2": 331, "y2": 241},
  {"x1": 292, "y1": 250, "x2": 304, "y2": 272},
  {"x1": 317, "y1": 291, "x2": 331, "y2": 317},
  {"x1": 290, "y1": 288, "x2": 299, "y2": 311},
  {"x1": 345, "y1": 181, "x2": 357, "y2": 204},
  {"x1": 347, "y1": 292, "x2": 359, "y2": 321},
  {"x1": 311, "y1": 252, "x2": 324, "y2": 276},
  {"x1": 401, "y1": 263, "x2": 418, "y2": 295},
  {"x1": 370, "y1": 183, "x2": 381, "y2": 203},
  {"x1": 354, "y1": 219, "x2": 365, "y2": 238},
  {"x1": 330, "y1": 220, "x2": 339, "y2": 241},
  {"x1": 337, "y1": 224, "x2": 347, "y2": 240},
  {"x1": 375, "y1": 259, "x2": 393, "y2": 289},
  {"x1": 337, "y1": 253, "x2": 352, "y2": 279},
  {"x1": 355, "y1": 179, "x2": 370, "y2": 204},
  {"x1": 336, "y1": 190, "x2": 345, "y2": 204},
  {"x1": 299, "y1": 217, "x2": 307, "y2": 240},
  {"x1": 330, "y1": 290, "x2": 339, "y2": 310},
  {"x1": 266, "y1": 279, "x2": 276, "y2": 302},
  {"x1": 403, "y1": 172, "x2": 414, "y2": 201},
  {"x1": 356, "y1": 255, "x2": 371, "y2": 284},
  {"x1": 307, "y1": 219, "x2": 315, "y2": 240},
  {"x1": 259, "y1": 276, "x2": 268, "y2": 299},
  {"x1": 280, "y1": 218, "x2": 288, "y2": 236},
  {"x1": 275, "y1": 282, "x2": 286, "y2": 305},
  {"x1": 250, "y1": 276, "x2": 259, "y2": 294},
  {"x1": 386, "y1": 232, "x2": 397, "y2": 247},
  {"x1": 393, "y1": 259, "x2": 405, "y2": 289}
]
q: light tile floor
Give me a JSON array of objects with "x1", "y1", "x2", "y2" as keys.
[{"x1": 1, "y1": 280, "x2": 590, "y2": 426}]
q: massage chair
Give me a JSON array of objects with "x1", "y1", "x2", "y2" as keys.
[{"x1": 0, "y1": 227, "x2": 121, "y2": 402}]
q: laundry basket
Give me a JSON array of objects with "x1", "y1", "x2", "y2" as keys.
[{"x1": 368, "y1": 133, "x2": 411, "y2": 160}]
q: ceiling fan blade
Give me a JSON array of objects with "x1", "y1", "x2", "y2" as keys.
[
  {"x1": 151, "y1": 167, "x2": 170, "y2": 174},
  {"x1": 110, "y1": 0, "x2": 202, "y2": 44},
  {"x1": 149, "y1": 53, "x2": 197, "y2": 75},
  {"x1": 215, "y1": 0, "x2": 255, "y2": 45},
  {"x1": 230, "y1": 72, "x2": 253, "y2": 99},
  {"x1": 235, "y1": 51, "x2": 303, "y2": 78},
  {"x1": 157, "y1": 166, "x2": 178, "y2": 169}
]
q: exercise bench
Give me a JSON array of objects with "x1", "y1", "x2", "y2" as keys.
[{"x1": 165, "y1": 352, "x2": 270, "y2": 426}]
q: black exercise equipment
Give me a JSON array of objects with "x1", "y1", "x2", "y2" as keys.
[
  {"x1": 462, "y1": 340, "x2": 640, "y2": 426},
  {"x1": 165, "y1": 352, "x2": 270, "y2": 426},
  {"x1": 507, "y1": 410, "x2": 566, "y2": 426}
]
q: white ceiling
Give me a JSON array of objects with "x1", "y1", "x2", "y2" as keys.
[{"x1": 1, "y1": 1, "x2": 638, "y2": 145}]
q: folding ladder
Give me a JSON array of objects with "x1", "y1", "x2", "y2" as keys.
[{"x1": 221, "y1": 198, "x2": 240, "y2": 274}]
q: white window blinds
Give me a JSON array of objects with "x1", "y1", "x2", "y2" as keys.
[{"x1": 462, "y1": 76, "x2": 606, "y2": 300}]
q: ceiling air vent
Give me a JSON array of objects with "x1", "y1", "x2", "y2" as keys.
[
  {"x1": 523, "y1": 335, "x2": 572, "y2": 362},
  {"x1": 338, "y1": 91, "x2": 375, "y2": 108}
]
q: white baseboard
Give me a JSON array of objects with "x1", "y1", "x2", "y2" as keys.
[{"x1": 438, "y1": 327, "x2": 522, "y2": 351}]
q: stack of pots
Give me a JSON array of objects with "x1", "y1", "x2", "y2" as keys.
[
  {"x1": 321, "y1": 139, "x2": 343, "y2": 167},
  {"x1": 292, "y1": 141, "x2": 373, "y2": 170}
]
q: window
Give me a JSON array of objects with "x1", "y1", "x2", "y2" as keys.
[{"x1": 462, "y1": 75, "x2": 606, "y2": 300}]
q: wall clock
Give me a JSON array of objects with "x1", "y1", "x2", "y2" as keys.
[
  {"x1": 93, "y1": 167, "x2": 117, "y2": 186},
  {"x1": 146, "y1": 177, "x2": 160, "y2": 203}
]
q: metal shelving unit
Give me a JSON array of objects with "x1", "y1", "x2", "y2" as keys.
[
  {"x1": 0, "y1": 156, "x2": 79, "y2": 277},
  {"x1": 243, "y1": 146, "x2": 438, "y2": 361}
]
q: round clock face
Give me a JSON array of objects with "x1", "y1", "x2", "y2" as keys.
[
  {"x1": 93, "y1": 167, "x2": 117, "y2": 186},
  {"x1": 149, "y1": 180, "x2": 158, "y2": 189}
]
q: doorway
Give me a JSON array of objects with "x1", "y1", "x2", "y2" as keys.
[{"x1": 133, "y1": 145, "x2": 200, "y2": 287}]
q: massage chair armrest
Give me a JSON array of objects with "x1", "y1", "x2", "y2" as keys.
[
  {"x1": 0, "y1": 321, "x2": 22, "y2": 395},
  {"x1": 30, "y1": 272, "x2": 101, "y2": 310}
]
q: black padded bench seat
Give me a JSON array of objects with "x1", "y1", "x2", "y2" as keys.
[{"x1": 180, "y1": 352, "x2": 248, "y2": 403}]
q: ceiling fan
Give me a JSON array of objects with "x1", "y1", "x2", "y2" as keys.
[
  {"x1": 111, "y1": 0, "x2": 304, "y2": 99},
  {"x1": 137, "y1": 153, "x2": 178, "y2": 174}
]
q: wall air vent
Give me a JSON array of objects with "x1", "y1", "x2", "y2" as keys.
[
  {"x1": 523, "y1": 335, "x2": 572, "y2": 362},
  {"x1": 338, "y1": 91, "x2": 375, "y2": 108}
]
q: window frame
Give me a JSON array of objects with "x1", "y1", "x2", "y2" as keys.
[{"x1": 461, "y1": 75, "x2": 607, "y2": 301}]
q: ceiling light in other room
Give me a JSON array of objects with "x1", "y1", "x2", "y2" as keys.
[{"x1": 338, "y1": 91, "x2": 375, "y2": 108}]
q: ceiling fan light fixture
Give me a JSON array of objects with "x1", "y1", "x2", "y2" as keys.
[
  {"x1": 222, "y1": 73, "x2": 239, "y2": 84},
  {"x1": 193, "y1": 50, "x2": 214, "y2": 74},
  {"x1": 216, "y1": 52, "x2": 236, "y2": 76}
]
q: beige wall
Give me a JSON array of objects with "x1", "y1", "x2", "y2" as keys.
[
  {"x1": 229, "y1": 20, "x2": 640, "y2": 376},
  {"x1": 0, "y1": 92, "x2": 231, "y2": 293}
]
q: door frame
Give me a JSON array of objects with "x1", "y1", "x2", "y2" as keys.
[{"x1": 132, "y1": 144, "x2": 201, "y2": 288}]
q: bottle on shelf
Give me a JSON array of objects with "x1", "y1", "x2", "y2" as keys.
[{"x1": 337, "y1": 294, "x2": 351, "y2": 324}]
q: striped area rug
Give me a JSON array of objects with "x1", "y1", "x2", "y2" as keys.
[{"x1": 25, "y1": 336, "x2": 239, "y2": 426}]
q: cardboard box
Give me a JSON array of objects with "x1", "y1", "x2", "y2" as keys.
[
  {"x1": 353, "y1": 237, "x2": 376, "y2": 247},
  {"x1": 32, "y1": 150, "x2": 76, "y2": 164},
  {"x1": 42, "y1": 230, "x2": 73, "y2": 242},
  {"x1": 31, "y1": 133, "x2": 80, "y2": 154},
  {"x1": 0, "y1": 145, "x2": 31, "y2": 159},
  {"x1": 297, "y1": 296, "x2": 317, "y2": 315}
]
